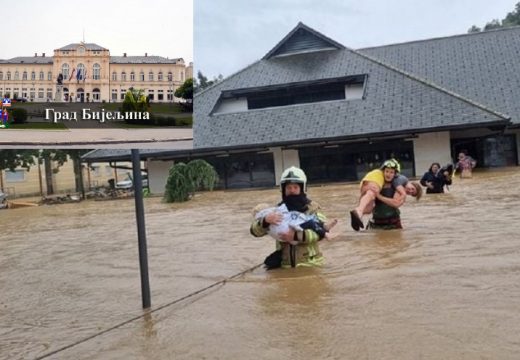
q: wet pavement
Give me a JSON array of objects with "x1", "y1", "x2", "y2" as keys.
[{"x1": 1, "y1": 168, "x2": 519, "y2": 359}]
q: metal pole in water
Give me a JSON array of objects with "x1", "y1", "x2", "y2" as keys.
[{"x1": 131, "y1": 149, "x2": 151, "y2": 309}]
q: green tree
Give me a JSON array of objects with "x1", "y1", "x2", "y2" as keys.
[
  {"x1": 0, "y1": 150, "x2": 63, "y2": 195},
  {"x1": 483, "y1": 19, "x2": 502, "y2": 31},
  {"x1": 163, "y1": 159, "x2": 218, "y2": 203},
  {"x1": 0, "y1": 150, "x2": 38, "y2": 172},
  {"x1": 174, "y1": 78, "x2": 193, "y2": 102},
  {"x1": 121, "y1": 88, "x2": 149, "y2": 113},
  {"x1": 0, "y1": 150, "x2": 62, "y2": 195},
  {"x1": 8, "y1": 108, "x2": 28, "y2": 124},
  {"x1": 503, "y1": 2, "x2": 520, "y2": 26},
  {"x1": 194, "y1": 71, "x2": 224, "y2": 93},
  {"x1": 195, "y1": 71, "x2": 210, "y2": 90},
  {"x1": 0, "y1": 149, "x2": 90, "y2": 196},
  {"x1": 186, "y1": 159, "x2": 219, "y2": 191},
  {"x1": 468, "y1": 2, "x2": 520, "y2": 32}
]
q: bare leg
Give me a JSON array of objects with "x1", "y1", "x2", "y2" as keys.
[
  {"x1": 355, "y1": 189, "x2": 378, "y2": 218},
  {"x1": 324, "y1": 218, "x2": 338, "y2": 231},
  {"x1": 351, "y1": 182, "x2": 380, "y2": 231},
  {"x1": 322, "y1": 219, "x2": 338, "y2": 240}
]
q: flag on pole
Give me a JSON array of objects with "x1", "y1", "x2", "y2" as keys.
[
  {"x1": 83, "y1": 70, "x2": 87, "y2": 83},
  {"x1": 76, "y1": 68, "x2": 82, "y2": 83},
  {"x1": 69, "y1": 68, "x2": 76, "y2": 81}
]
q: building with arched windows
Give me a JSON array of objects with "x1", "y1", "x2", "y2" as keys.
[{"x1": 0, "y1": 42, "x2": 193, "y2": 103}]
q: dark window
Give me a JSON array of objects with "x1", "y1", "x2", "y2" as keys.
[
  {"x1": 452, "y1": 134, "x2": 517, "y2": 167},
  {"x1": 248, "y1": 82, "x2": 347, "y2": 109},
  {"x1": 208, "y1": 153, "x2": 275, "y2": 189},
  {"x1": 218, "y1": 75, "x2": 365, "y2": 112},
  {"x1": 300, "y1": 140, "x2": 415, "y2": 183}
]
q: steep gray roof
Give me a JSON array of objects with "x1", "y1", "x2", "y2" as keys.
[
  {"x1": 194, "y1": 25, "x2": 509, "y2": 149},
  {"x1": 360, "y1": 26, "x2": 520, "y2": 125},
  {"x1": 57, "y1": 43, "x2": 108, "y2": 51},
  {"x1": 263, "y1": 22, "x2": 345, "y2": 59},
  {"x1": 110, "y1": 56, "x2": 180, "y2": 64},
  {"x1": 1, "y1": 57, "x2": 53, "y2": 64}
]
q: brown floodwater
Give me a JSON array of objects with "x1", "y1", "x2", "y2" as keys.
[{"x1": 1, "y1": 168, "x2": 520, "y2": 359}]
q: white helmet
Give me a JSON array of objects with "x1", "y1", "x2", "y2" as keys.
[
  {"x1": 380, "y1": 158, "x2": 401, "y2": 173},
  {"x1": 280, "y1": 166, "x2": 307, "y2": 192}
]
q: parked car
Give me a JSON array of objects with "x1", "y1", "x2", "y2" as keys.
[
  {"x1": 115, "y1": 175, "x2": 148, "y2": 189},
  {"x1": 115, "y1": 178, "x2": 132, "y2": 189},
  {"x1": 12, "y1": 97, "x2": 28, "y2": 103}
]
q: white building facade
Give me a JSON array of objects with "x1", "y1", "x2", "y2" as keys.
[{"x1": 0, "y1": 42, "x2": 193, "y2": 103}]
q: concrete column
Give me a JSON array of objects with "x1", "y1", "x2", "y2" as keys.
[
  {"x1": 412, "y1": 131, "x2": 452, "y2": 176},
  {"x1": 148, "y1": 159, "x2": 174, "y2": 195},
  {"x1": 271, "y1": 147, "x2": 300, "y2": 186}
]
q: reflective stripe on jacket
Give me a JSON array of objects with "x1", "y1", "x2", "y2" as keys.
[{"x1": 250, "y1": 201, "x2": 326, "y2": 267}]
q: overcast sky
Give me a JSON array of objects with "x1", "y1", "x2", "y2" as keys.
[
  {"x1": 2, "y1": 0, "x2": 192, "y2": 62},
  {"x1": 195, "y1": 0, "x2": 518, "y2": 78}
]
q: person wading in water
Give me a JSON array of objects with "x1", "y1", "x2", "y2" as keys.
[
  {"x1": 250, "y1": 166, "x2": 334, "y2": 269},
  {"x1": 351, "y1": 159, "x2": 421, "y2": 231}
]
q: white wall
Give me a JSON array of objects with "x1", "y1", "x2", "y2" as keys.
[
  {"x1": 147, "y1": 159, "x2": 174, "y2": 195},
  {"x1": 213, "y1": 97, "x2": 248, "y2": 114},
  {"x1": 412, "y1": 131, "x2": 452, "y2": 176},
  {"x1": 345, "y1": 83, "x2": 364, "y2": 100},
  {"x1": 271, "y1": 147, "x2": 300, "y2": 186}
]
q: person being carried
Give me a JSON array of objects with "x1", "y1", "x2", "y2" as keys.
[
  {"x1": 350, "y1": 159, "x2": 421, "y2": 231},
  {"x1": 420, "y1": 162, "x2": 453, "y2": 194},
  {"x1": 368, "y1": 169, "x2": 423, "y2": 230},
  {"x1": 253, "y1": 203, "x2": 337, "y2": 245},
  {"x1": 250, "y1": 166, "x2": 334, "y2": 269},
  {"x1": 455, "y1": 152, "x2": 477, "y2": 178}
]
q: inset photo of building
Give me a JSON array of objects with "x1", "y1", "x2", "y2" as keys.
[
  {"x1": 0, "y1": 43, "x2": 191, "y2": 104},
  {"x1": 0, "y1": 0, "x2": 193, "y2": 147}
]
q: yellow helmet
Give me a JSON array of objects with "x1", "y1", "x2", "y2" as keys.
[
  {"x1": 380, "y1": 159, "x2": 401, "y2": 173},
  {"x1": 280, "y1": 166, "x2": 307, "y2": 192}
]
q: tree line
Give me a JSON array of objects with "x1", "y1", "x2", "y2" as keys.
[
  {"x1": 0, "y1": 150, "x2": 89, "y2": 197},
  {"x1": 194, "y1": 71, "x2": 224, "y2": 93},
  {"x1": 468, "y1": 2, "x2": 520, "y2": 32}
]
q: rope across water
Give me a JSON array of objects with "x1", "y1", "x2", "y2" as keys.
[{"x1": 34, "y1": 263, "x2": 263, "y2": 360}]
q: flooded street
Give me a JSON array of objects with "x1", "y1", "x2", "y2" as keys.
[{"x1": 1, "y1": 168, "x2": 520, "y2": 359}]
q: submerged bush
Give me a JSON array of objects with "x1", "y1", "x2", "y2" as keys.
[{"x1": 163, "y1": 160, "x2": 218, "y2": 203}]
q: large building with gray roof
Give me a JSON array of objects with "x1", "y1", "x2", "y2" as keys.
[
  {"x1": 0, "y1": 42, "x2": 192, "y2": 103},
  {"x1": 194, "y1": 23, "x2": 520, "y2": 188}
]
